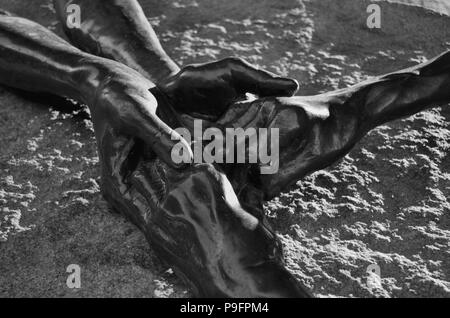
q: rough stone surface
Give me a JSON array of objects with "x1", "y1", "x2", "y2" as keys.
[{"x1": 0, "y1": 0, "x2": 449, "y2": 297}]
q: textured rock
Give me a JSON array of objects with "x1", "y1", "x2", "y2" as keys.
[{"x1": 0, "y1": 0, "x2": 449, "y2": 297}]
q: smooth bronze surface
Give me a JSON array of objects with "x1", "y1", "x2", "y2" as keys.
[
  {"x1": 1, "y1": 0, "x2": 449, "y2": 297},
  {"x1": 0, "y1": 9, "x2": 311, "y2": 297},
  {"x1": 53, "y1": 0, "x2": 181, "y2": 83},
  {"x1": 0, "y1": 10, "x2": 191, "y2": 170}
]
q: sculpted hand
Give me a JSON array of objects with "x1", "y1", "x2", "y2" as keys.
[
  {"x1": 92, "y1": 58, "x2": 296, "y2": 169},
  {"x1": 160, "y1": 57, "x2": 299, "y2": 120},
  {"x1": 92, "y1": 66, "x2": 193, "y2": 169}
]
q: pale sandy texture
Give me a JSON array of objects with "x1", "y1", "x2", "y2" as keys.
[
  {"x1": 0, "y1": 0, "x2": 449, "y2": 297},
  {"x1": 375, "y1": 0, "x2": 450, "y2": 16}
]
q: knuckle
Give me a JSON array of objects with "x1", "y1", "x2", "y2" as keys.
[
  {"x1": 225, "y1": 56, "x2": 244, "y2": 64},
  {"x1": 224, "y1": 56, "x2": 246, "y2": 68},
  {"x1": 181, "y1": 64, "x2": 198, "y2": 75}
]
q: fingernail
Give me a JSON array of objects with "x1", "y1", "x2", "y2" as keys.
[{"x1": 286, "y1": 79, "x2": 299, "y2": 95}]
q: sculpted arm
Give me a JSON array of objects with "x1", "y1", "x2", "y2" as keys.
[
  {"x1": 0, "y1": 13, "x2": 191, "y2": 168},
  {"x1": 230, "y1": 51, "x2": 450, "y2": 198},
  {"x1": 53, "y1": 0, "x2": 180, "y2": 83}
]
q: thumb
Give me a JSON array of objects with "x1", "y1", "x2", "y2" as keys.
[
  {"x1": 136, "y1": 115, "x2": 193, "y2": 169},
  {"x1": 224, "y1": 57, "x2": 299, "y2": 97}
]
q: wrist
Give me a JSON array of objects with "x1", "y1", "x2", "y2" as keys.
[{"x1": 68, "y1": 55, "x2": 115, "y2": 106}]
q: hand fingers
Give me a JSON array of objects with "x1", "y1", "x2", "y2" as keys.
[
  {"x1": 141, "y1": 116, "x2": 193, "y2": 169},
  {"x1": 223, "y1": 57, "x2": 299, "y2": 97},
  {"x1": 122, "y1": 106, "x2": 193, "y2": 169}
]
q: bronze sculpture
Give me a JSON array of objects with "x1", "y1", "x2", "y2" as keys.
[{"x1": 0, "y1": 0, "x2": 449, "y2": 297}]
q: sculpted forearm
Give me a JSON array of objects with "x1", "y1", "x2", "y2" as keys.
[
  {"x1": 361, "y1": 50, "x2": 450, "y2": 128},
  {"x1": 303, "y1": 50, "x2": 450, "y2": 160},
  {"x1": 0, "y1": 14, "x2": 154, "y2": 116},
  {"x1": 0, "y1": 12, "x2": 189, "y2": 170},
  {"x1": 0, "y1": 14, "x2": 105, "y2": 107},
  {"x1": 247, "y1": 51, "x2": 450, "y2": 198},
  {"x1": 53, "y1": 0, "x2": 180, "y2": 83}
]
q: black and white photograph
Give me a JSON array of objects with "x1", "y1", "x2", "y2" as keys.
[{"x1": 0, "y1": 0, "x2": 449, "y2": 302}]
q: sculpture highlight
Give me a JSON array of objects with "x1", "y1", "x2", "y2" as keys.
[{"x1": 0, "y1": 0, "x2": 449, "y2": 297}]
